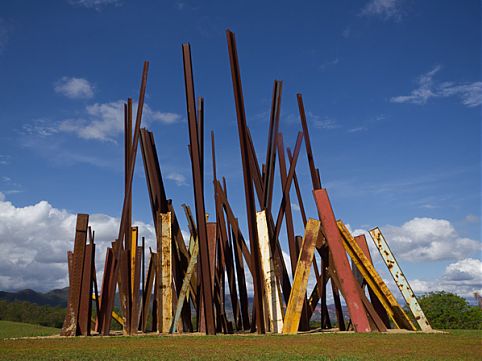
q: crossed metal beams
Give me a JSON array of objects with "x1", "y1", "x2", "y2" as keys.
[{"x1": 60, "y1": 29, "x2": 430, "y2": 337}]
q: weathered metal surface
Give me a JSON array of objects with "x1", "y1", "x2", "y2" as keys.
[
  {"x1": 131, "y1": 227, "x2": 138, "y2": 296},
  {"x1": 141, "y1": 250, "x2": 156, "y2": 333},
  {"x1": 171, "y1": 234, "x2": 199, "y2": 333},
  {"x1": 78, "y1": 243, "x2": 94, "y2": 336},
  {"x1": 256, "y1": 210, "x2": 283, "y2": 333},
  {"x1": 354, "y1": 234, "x2": 391, "y2": 328},
  {"x1": 282, "y1": 219, "x2": 321, "y2": 334},
  {"x1": 182, "y1": 43, "x2": 216, "y2": 335},
  {"x1": 369, "y1": 227, "x2": 432, "y2": 331},
  {"x1": 61, "y1": 214, "x2": 89, "y2": 336},
  {"x1": 313, "y1": 189, "x2": 371, "y2": 333},
  {"x1": 337, "y1": 221, "x2": 416, "y2": 331},
  {"x1": 157, "y1": 212, "x2": 173, "y2": 333},
  {"x1": 226, "y1": 29, "x2": 265, "y2": 333}
]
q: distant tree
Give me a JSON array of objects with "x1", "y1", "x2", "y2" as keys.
[{"x1": 419, "y1": 291, "x2": 482, "y2": 330}]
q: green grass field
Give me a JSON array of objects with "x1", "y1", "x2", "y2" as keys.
[{"x1": 0, "y1": 321, "x2": 480, "y2": 361}]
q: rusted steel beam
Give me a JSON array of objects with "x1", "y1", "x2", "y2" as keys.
[
  {"x1": 182, "y1": 43, "x2": 215, "y2": 335},
  {"x1": 61, "y1": 214, "x2": 89, "y2": 336},
  {"x1": 100, "y1": 244, "x2": 119, "y2": 336},
  {"x1": 337, "y1": 221, "x2": 416, "y2": 331},
  {"x1": 276, "y1": 134, "x2": 297, "y2": 276},
  {"x1": 207, "y1": 222, "x2": 217, "y2": 294},
  {"x1": 130, "y1": 245, "x2": 142, "y2": 334},
  {"x1": 313, "y1": 189, "x2": 371, "y2": 332},
  {"x1": 296, "y1": 94, "x2": 321, "y2": 190},
  {"x1": 263, "y1": 80, "x2": 283, "y2": 211},
  {"x1": 354, "y1": 234, "x2": 390, "y2": 328},
  {"x1": 119, "y1": 247, "x2": 131, "y2": 334},
  {"x1": 78, "y1": 243, "x2": 95, "y2": 336},
  {"x1": 215, "y1": 181, "x2": 253, "y2": 274},
  {"x1": 282, "y1": 219, "x2": 321, "y2": 334},
  {"x1": 124, "y1": 99, "x2": 133, "y2": 254},
  {"x1": 98, "y1": 62, "x2": 148, "y2": 335},
  {"x1": 226, "y1": 29, "x2": 265, "y2": 333},
  {"x1": 369, "y1": 227, "x2": 432, "y2": 331},
  {"x1": 141, "y1": 250, "x2": 156, "y2": 333},
  {"x1": 256, "y1": 210, "x2": 283, "y2": 333}
]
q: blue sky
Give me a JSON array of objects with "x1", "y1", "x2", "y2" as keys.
[{"x1": 0, "y1": 0, "x2": 480, "y2": 298}]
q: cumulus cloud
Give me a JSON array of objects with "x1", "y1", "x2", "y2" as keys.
[
  {"x1": 68, "y1": 0, "x2": 121, "y2": 11},
  {"x1": 391, "y1": 66, "x2": 482, "y2": 108},
  {"x1": 54, "y1": 77, "x2": 94, "y2": 99},
  {"x1": 410, "y1": 258, "x2": 482, "y2": 297},
  {"x1": 0, "y1": 192, "x2": 155, "y2": 292},
  {"x1": 56, "y1": 100, "x2": 181, "y2": 142},
  {"x1": 381, "y1": 217, "x2": 481, "y2": 262},
  {"x1": 360, "y1": 0, "x2": 404, "y2": 21}
]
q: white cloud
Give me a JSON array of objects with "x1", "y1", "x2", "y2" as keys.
[
  {"x1": 291, "y1": 203, "x2": 301, "y2": 212},
  {"x1": 57, "y1": 100, "x2": 181, "y2": 142},
  {"x1": 391, "y1": 66, "x2": 482, "y2": 108},
  {"x1": 54, "y1": 77, "x2": 94, "y2": 99},
  {"x1": 0, "y1": 192, "x2": 155, "y2": 292},
  {"x1": 166, "y1": 171, "x2": 187, "y2": 186},
  {"x1": 68, "y1": 0, "x2": 121, "y2": 11},
  {"x1": 360, "y1": 0, "x2": 404, "y2": 21},
  {"x1": 377, "y1": 217, "x2": 481, "y2": 262},
  {"x1": 410, "y1": 259, "x2": 482, "y2": 297}
]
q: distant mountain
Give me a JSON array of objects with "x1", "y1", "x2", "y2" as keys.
[
  {"x1": 0, "y1": 288, "x2": 68, "y2": 307},
  {"x1": 0, "y1": 288, "x2": 350, "y2": 323}
]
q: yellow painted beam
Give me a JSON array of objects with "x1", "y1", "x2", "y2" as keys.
[
  {"x1": 131, "y1": 226, "x2": 138, "y2": 296},
  {"x1": 282, "y1": 219, "x2": 321, "y2": 334},
  {"x1": 337, "y1": 220, "x2": 416, "y2": 331}
]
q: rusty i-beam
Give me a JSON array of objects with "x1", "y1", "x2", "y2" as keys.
[
  {"x1": 226, "y1": 29, "x2": 265, "y2": 333},
  {"x1": 182, "y1": 43, "x2": 216, "y2": 335}
]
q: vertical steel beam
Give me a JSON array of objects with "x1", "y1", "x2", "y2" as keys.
[
  {"x1": 61, "y1": 214, "x2": 89, "y2": 336},
  {"x1": 182, "y1": 43, "x2": 216, "y2": 335},
  {"x1": 225, "y1": 29, "x2": 265, "y2": 333},
  {"x1": 159, "y1": 212, "x2": 173, "y2": 333},
  {"x1": 256, "y1": 210, "x2": 283, "y2": 333}
]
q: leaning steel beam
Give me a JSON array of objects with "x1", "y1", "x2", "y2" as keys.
[
  {"x1": 337, "y1": 221, "x2": 416, "y2": 331},
  {"x1": 354, "y1": 234, "x2": 390, "y2": 328},
  {"x1": 99, "y1": 62, "x2": 148, "y2": 335},
  {"x1": 182, "y1": 43, "x2": 216, "y2": 335},
  {"x1": 226, "y1": 29, "x2": 265, "y2": 333},
  {"x1": 256, "y1": 210, "x2": 283, "y2": 333},
  {"x1": 170, "y1": 234, "x2": 199, "y2": 334},
  {"x1": 61, "y1": 214, "x2": 89, "y2": 336},
  {"x1": 282, "y1": 219, "x2": 321, "y2": 334},
  {"x1": 313, "y1": 189, "x2": 371, "y2": 333},
  {"x1": 262, "y1": 80, "x2": 283, "y2": 212},
  {"x1": 369, "y1": 227, "x2": 432, "y2": 331}
]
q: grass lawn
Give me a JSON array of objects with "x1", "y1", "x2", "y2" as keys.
[
  {"x1": 0, "y1": 320, "x2": 59, "y2": 339},
  {"x1": 0, "y1": 325, "x2": 480, "y2": 361}
]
